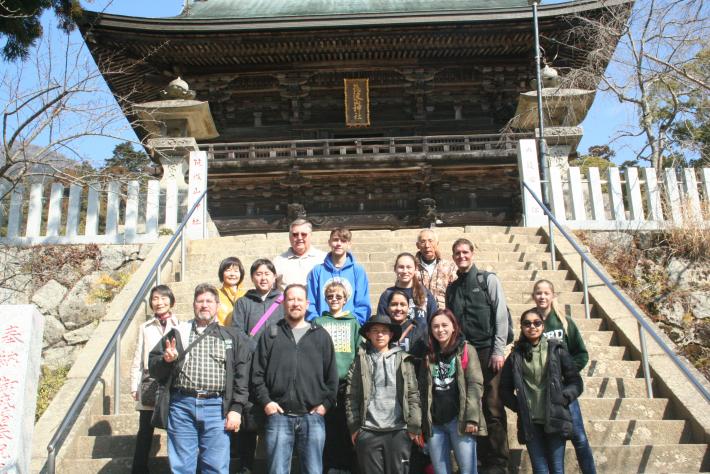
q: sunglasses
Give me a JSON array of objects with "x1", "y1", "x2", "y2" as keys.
[
  {"x1": 522, "y1": 320, "x2": 543, "y2": 328},
  {"x1": 326, "y1": 294, "x2": 344, "y2": 301},
  {"x1": 291, "y1": 232, "x2": 309, "y2": 238}
]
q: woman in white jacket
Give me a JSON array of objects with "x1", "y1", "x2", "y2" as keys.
[{"x1": 130, "y1": 285, "x2": 179, "y2": 473}]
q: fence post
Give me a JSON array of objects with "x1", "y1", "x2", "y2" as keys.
[
  {"x1": 7, "y1": 185, "x2": 24, "y2": 238},
  {"x1": 66, "y1": 184, "x2": 83, "y2": 238},
  {"x1": 125, "y1": 181, "x2": 139, "y2": 241},
  {"x1": 568, "y1": 167, "x2": 586, "y2": 222},
  {"x1": 663, "y1": 169, "x2": 683, "y2": 225},
  {"x1": 587, "y1": 167, "x2": 605, "y2": 222},
  {"x1": 643, "y1": 168, "x2": 663, "y2": 222},
  {"x1": 47, "y1": 183, "x2": 65, "y2": 237},
  {"x1": 85, "y1": 185, "x2": 100, "y2": 237},
  {"x1": 26, "y1": 182, "x2": 44, "y2": 237},
  {"x1": 106, "y1": 181, "x2": 120, "y2": 237},
  {"x1": 683, "y1": 168, "x2": 702, "y2": 222},
  {"x1": 625, "y1": 167, "x2": 645, "y2": 221},
  {"x1": 146, "y1": 180, "x2": 160, "y2": 236},
  {"x1": 608, "y1": 168, "x2": 626, "y2": 221}
]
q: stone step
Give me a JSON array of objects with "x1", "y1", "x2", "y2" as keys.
[
  {"x1": 508, "y1": 303, "x2": 594, "y2": 319},
  {"x1": 171, "y1": 290, "x2": 587, "y2": 315},
  {"x1": 77, "y1": 417, "x2": 694, "y2": 459},
  {"x1": 111, "y1": 394, "x2": 665, "y2": 427},
  {"x1": 189, "y1": 241, "x2": 550, "y2": 255},
  {"x1": 62, "y1": 443, "x2": 710, "y2": 474},
  {"x1": 182, "y1": 261, "x2": 565, "y2": 282},
  {"x1": 91, "y1": 375, "x2": 657, "y2": 437},
  {"x1": 188, "y1": 250, "x2": 556, "y2": 265},
  {"x1": 187, "y1": 227, "x2": 544, "y2": 245}
]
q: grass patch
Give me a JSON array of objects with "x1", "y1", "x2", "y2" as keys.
[{"x1": 36, "y1": 365, "x2": 70, "y2": 422}]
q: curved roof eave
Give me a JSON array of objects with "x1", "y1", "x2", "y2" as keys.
[{"x1": 79, "y1": 0, "x2": 633, "y2": 33}]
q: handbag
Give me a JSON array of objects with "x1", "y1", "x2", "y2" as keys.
[
  {"x1": 139, "y1": 372, "x2": 159, "y2": 407},
  {"x1": 151, "y1": 324, "x2": 215, "y2": 429}
]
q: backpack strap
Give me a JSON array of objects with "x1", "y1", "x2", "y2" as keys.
[
  {"x1": 461, "y1": 341, "x2": 469, "y2": 370},
  {"x1": 476, "y1": 271, "x2": 493, "y2": 307}
]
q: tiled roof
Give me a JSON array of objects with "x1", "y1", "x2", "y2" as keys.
[{"x1": 179, "y1": 0, "x2": 529, "y2": 19}]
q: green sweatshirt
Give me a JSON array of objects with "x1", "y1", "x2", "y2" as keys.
[
  {"x1": 522, "y1": 338, "x2": 548, "y2": 423},
  {"x1": 314, "y1": 311, "x2": 361, "y2": 380},
  {"x1": 542, "y1": 309, "x2": 589, "y2": 372}
]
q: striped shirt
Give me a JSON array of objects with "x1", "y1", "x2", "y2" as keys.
[{"x1": 174, "y1": 323, "x2": 227, "y2": 393}]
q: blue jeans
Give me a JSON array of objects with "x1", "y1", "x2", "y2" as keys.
[
  {"x1": 167, "y1": 393, "x2": 230, "y2": 474},
  {"x1": 265, "y1": 412, "x2": 326, "y2": 474},
  {"x1": 526, "y1": 423, "x2": 566, "y2": 474},
  {"x1": 569, "y1": 399, "x2": 596, "y2": 474},
  {"x1": 428, "y1": 418, "x2": 478, "y2": 474}
]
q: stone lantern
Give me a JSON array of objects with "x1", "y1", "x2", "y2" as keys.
[
  {"x1": 133, "y1": 77, "x2": 218, "y2": 198},
  {"x1": 511, "y1": 65, "x2": 595, "y2": 174}
]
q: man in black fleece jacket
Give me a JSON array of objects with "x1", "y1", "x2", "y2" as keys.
[{"x1": 251, "y1": 284, "x2": 338, "y2": 474}]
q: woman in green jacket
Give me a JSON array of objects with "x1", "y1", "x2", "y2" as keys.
[
  {"x1": 532, "y1": 279, "x2": 595, "y2": 474},
  {"x1": 421, "y1": 309, "x2": 487, "y2": 474}
]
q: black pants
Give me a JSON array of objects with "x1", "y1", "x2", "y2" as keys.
[
  {"x1": 132, "y1": 410, "x2": 154, "y2": 474},
  {"x1": 355, "y1": 429, "x2": 411, "y2": 474},
  {"x1": 234, "y1": 430, "x2": 258, "y2": 470},
  {"x1": 323, "y1": 387, "x2": 357, "y2": 471},
  {"x1": 476, "y1": 346, "x2": 510, "y2": 471}
]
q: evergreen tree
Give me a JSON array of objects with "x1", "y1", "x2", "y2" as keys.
[
  {"x1": 103, "y1": 142, "x2": 151, "y2": 174},
  {"x1": 0, "y1": 0, "x2": 80, "y2": 60}
]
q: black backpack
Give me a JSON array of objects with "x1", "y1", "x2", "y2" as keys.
[{"x1": 475, "y1": 271, "x2": 514, "y2": 345}]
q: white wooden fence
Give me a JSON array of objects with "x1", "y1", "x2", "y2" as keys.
[
  {"x1": 517, "y1": 140, "x2": 710, "y2": 230},
  {"x1": 544, "y1": 166, "x2": 710, "y2": 230},
  {"x1": 0, "y1": 178, "x2": 186, "y2": 245}
]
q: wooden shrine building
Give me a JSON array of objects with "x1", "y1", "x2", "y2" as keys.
[{"x1": 78, "y1": 0, "x2": 629, "y2": 233}]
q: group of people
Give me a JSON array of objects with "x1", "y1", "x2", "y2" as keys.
[{"x1": 129, "y1": 219, "x2": 597, "y2": 474}]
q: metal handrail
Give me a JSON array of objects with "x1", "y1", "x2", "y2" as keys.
[
  {"x1": 45, "y1": 189, "x2": 208, "y2": 473},
  {"x1": 522, "y1": 181, "x2": 710, "y2": 402}
]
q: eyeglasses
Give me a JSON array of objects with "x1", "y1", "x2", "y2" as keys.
[
  {"x1": 291, "y1": 232, "x2": 309, "y2": 238},
  {"x1": 326, "y1": 294, "x2": 344, "y2": 301},
  {"x1": 522, "y1": 320, "x2": 543, "y2": 328}
]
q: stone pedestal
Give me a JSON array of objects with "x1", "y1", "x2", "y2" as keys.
[
  {"x1": 0, "y1": 305, "x2": 44, "y2": 473},
  {"x1": 539, "y1": 126, "x2": 583, "y2": 176}
]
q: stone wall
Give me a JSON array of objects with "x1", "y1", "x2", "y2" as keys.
[{"x1": 0, "y1": 244, "x2": 152, "y2": 369}]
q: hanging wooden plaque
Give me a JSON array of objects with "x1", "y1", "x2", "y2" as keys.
[{"x1": 344, "y1": 78, "x2": 370, "y2": 127}]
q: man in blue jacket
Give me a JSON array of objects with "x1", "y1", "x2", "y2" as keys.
[{"x1": 306, "y1": 227, "x2": 371, "y2": 324}]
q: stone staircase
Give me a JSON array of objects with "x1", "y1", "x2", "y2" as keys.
[{"x1": 60, "y1": 226, "x2": 709, "y2": 473}]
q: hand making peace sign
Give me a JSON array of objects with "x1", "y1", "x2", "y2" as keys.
[{"x1": 163, "y1": 337, "x2": 178, "y2": 363}]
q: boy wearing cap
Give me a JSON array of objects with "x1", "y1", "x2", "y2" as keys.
[{"x1": 345, "y1": 314, "x2": 422, "y2": 474}]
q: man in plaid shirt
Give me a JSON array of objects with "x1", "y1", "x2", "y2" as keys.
[{"x1": 150, "y1": 283, "x2": 250, "y2": 473}]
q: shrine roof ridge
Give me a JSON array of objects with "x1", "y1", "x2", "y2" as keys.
[{"x1": 80, "y1": 0, "x2": 632, "y2": 31}]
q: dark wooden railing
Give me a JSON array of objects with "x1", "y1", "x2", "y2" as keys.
[{"x1": 199, "y1": 133, "x2": 532, "y2": 161}]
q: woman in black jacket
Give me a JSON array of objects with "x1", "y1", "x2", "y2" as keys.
[{"x1": 500, "y1": 309, "x2": 583, "y2": 474}]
